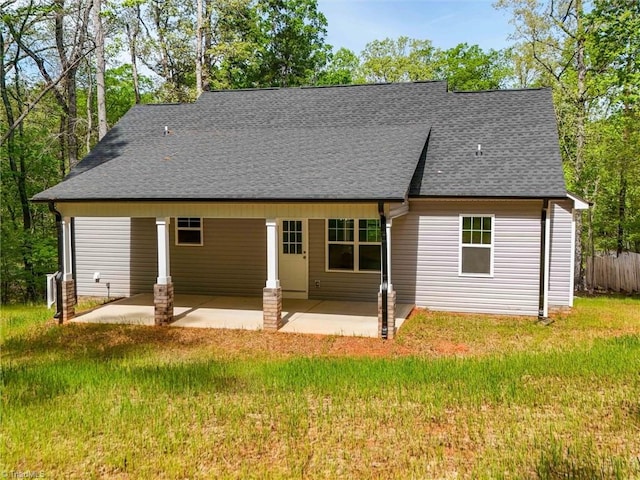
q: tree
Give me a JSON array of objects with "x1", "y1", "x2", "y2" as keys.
[
  {"x1": 316, "y1": 47, "x2": 360, "y2": 85},
  {"x1": 256, "y1": 0, "x2": 330, "y2": 87},
  {"x1": 92, "y1": 0, "x2": 107, "y2": 139},
  {"x1": 360, "y1": 36, "x2": 436, "y2": 83},
  {"x1": 433, "y1": 43, "x2": 511, "y2": 90},
  {"x1": 495, "y1": 0, "x2": 593, "y2": 288},
  {"x1": 206, "y1": 0, "x2": 263, "y2": 90},
  {"x1": 1, "y1": 5, "x2": 63, "y2": 301},
  {"x1": 586, "y1": 0, "x2": 640, "y2": 254}
]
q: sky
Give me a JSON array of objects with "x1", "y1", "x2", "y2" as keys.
[{"x1": 316, "y1": 0, "x2": 515, "y2": 54}]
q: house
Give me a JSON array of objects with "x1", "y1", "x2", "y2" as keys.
[{"x1": 32, "y1": 81, "x2": 589, "y2": 338}]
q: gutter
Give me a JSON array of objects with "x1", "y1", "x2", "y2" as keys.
[
  {"x1": 48, "y1": 202, "x2": 63, "y2": 321},
  {"x1": 378, "y1": 201, "x2": 389, "y2": 339},
  {"x1": 538, "y1": 199, "x2": 550, "y2": 320}
]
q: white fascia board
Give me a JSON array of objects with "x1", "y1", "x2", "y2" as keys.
[
  {"x1": 567, "y1": 192, "x2": 590, "y2": 210},
  {"x1": 389, "y1": 203, "x2": 409, "y2": 218}
]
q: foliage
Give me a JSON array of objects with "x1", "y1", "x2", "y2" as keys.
[
  {"x1": 359, "y1": 36, "x2": 437, "y2": 83},
  {"x1": 1, "y1": 0, "x2": 639, "y2": 303},
  {"x1": 496, "y1": 0, "x2": 640, "y2": 265},
  {"x1": 316, "y1": 47, "x2": 360, "y2": 86},
  {"x1": 432, "y1": 43, "x2": 512, "y2": 90},
  {"x1": 255, "y1": 0, "x2": 330, "y2": 87},
  {"x1": 357, "y1": 37, "x2": 512, "y2": 90},
  {"x1": 104, "y1": 64, "x2": 154, "y2": 125}
]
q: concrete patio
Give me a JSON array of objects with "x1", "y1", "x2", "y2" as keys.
[{"x1": 72, "y1": 294, "x2": 414, "y2": 337}]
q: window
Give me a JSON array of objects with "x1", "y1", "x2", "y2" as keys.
[
  {"x1": 460, "y1": 215, "x2": 493, "y2": 275},
  {"x1": 176, "y1": 217, "x2": 203, "y2": 246},
  {"x1": 282, "y1": 220, "x2": 303, "y2": 254},
  {"x1": 327, "y1": 219, "x2": 381, "y2": 272}
]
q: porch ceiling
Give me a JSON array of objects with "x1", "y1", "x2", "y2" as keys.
[{"x1": 72, "y1": 294, "x2": 413, "y2": 338}]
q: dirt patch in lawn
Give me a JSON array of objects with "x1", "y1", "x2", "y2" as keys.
[{"x1": 20, "y1": 298, "x2": 639, "y2": 362}]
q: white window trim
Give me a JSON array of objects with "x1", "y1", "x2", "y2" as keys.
[
  {"x1": 175, "y1": 217, "x2": 204, "y2": 246},
  {"x1": 458, "y1": 214, "x2": 494, "y2": 278},
  {"x1": 325, "y1": 218, "x2": 381, "y2": 273}
]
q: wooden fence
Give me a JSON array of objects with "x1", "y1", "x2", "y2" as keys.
[{"x1": 586, "y1": 252, "x2": 640, "y2": 293}]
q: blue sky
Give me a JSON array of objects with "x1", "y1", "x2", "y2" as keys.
[{"x1": 317, "y1": 0, "x2": 514, "y2": 54}]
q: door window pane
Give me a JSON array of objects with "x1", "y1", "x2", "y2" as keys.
[{"x1": 283, "y1": 220, "x2": 303, "y2": 255}]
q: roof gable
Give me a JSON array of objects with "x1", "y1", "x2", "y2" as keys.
[{"x1": 409, "y1": 88, "x2": 567, "y2": 198}]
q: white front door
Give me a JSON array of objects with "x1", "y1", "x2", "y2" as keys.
[{"x1": 279, "y1": 219, "x2": 308, "y2": 299}]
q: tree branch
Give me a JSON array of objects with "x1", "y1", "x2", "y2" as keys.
[{"x1": 0, "y1": 46, "x2": 94, "y2": 146}]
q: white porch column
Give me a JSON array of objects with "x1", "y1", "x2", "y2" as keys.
[
  {"x1": 156, "y1": 217, "x2": 171, "y2": 284},
  {"x1": 62, "y1": 216, "x2": 73, "y2": 281},
  {"x1": 263, "y1": 219, "x2": 282, "y2": 331},
  {"x1": 60, "y1": 216, "x2": 76, "y2": 322},
  {"x1": 265, "y1": 219, "x2": 280, "y2": 288},
  {"x1": 386, "y1": 219, "x2": 393, "y2": 290},
  {"x1": 543, "y1": 202, "x2": 552, "y2": 318},
  {"x1": 154, "y1": 217, "x2": 173, "y2": 325}
]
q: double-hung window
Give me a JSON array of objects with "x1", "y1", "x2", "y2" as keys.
[
  {"x1": 459, "y1": 215, "x2": 493, "y2": 276},
  {"x1": 327, "y1": 219, "x2": 381, "y2": 272},
  {"x1": 176, "y1": 217, "x2": 203, "y2": 246}
]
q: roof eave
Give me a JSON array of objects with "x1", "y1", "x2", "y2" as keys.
[{"x1": 32, "y1": 196, "x2": 408, "y2": 204}]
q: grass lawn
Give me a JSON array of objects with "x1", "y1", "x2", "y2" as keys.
[{"x1": 1, "y1": 296, "x2": 639, "y2": 479}]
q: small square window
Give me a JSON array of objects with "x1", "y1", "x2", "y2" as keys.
[{"x1": 176, "y1": 217, "x2": 203, "y2": 246}]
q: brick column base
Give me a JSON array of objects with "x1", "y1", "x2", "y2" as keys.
[
  {"x1": 154, "y1": 283, "x2": 174, "y2": 325},
  {"x1": 378, "y1": 289, "x2": 396, "y2": 339},
  {"x1": 263, "y1": 287, "x2": 283, "y2": 331},
  {"x1": 61, "y1": 279, "x2": 76, "y2": 323}
]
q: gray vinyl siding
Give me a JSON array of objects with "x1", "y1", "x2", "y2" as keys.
[
  {"x1": 75, "y1": 217, "x2": 265, "y2": 297},
  {"x1": 548, "y1": 200, "x2": 573, "y2": 307},
  {"x1": 130, "y1": 218, "x2": 157, "y2": 293},
  {"x1": 74, "y1": 217, "x2": 132, "y2": 297},
  {"x1": 169, "y1": 218, "x2": 266, "y2": 296},
  {"x1": 393, "y1": 200, "x2": 543, "y2": 315},
  {"x1": 308, "y1": 219, "x2": 380, "y2": 301}
]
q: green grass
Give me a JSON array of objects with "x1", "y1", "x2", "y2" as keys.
[{"x1": 2, "y1": 297, "x2": 640, "y2": 478}]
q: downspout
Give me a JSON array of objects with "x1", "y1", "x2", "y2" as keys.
[
  {"x1": 71, "y1": 217, "x2": 77, "y2": 298},
  {"x1": 378, "y1": 201, "x2": 388, "y2": 339},
  {"x1": 48, "y1": 202, "x2": 64, "y2": 321},
  {"x1": 538, "y1": 199, "x2": 549, "y2": 320}
]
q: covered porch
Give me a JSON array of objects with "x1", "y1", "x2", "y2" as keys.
[
  {"x1": 54, "y1": 201, "x2": 410, "y2": 339},
  {"x1": 72, "y1": 294, "x2": 414, "y2": 338}
]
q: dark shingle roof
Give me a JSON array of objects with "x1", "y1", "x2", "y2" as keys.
[
  {"x1": 410, "y1": 88, "x2": 567, "y2": 198},
  {"x1": 32, "y1": 81, "x2": 566, "y2": 202}
]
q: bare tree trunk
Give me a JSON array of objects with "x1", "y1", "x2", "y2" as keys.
[
  {"x1": 59, "y1": 115, "x2": 67, "y2": 177},
  {"x1": 66, "y1": 67, "x2": 79, "y2": 168},
  {"x1": 55, "y1": 0, "x2": 91, "y2": 171},
  {"x1": 203, "y1": 0, "x2": 212, "y2": 92},
  {"x1": 195, "y1": 0, "x2": 203, "y2": 96},
  {"x1": 1, "y1": 29, "x2": 37, "y2": 301},
  {"x1": 617, "y1": 172, "x2": 627, "y2": 256},
  {"x1": 86, "y1": 60, "x2": 93, "y2": 151},
  {"x1": 152, "y1": 1, "x2": 172, "y2": 85},
  {"x1": 587, "y1": 206, "x2": 595, "y2": 293},
  {"x1": 93, "y1": 0, "x2": 108, "y2": 140},
  {"x1": 573, "y1": 0, "x2": 588, "y2": 291},
  {"x1": 126, "y1": 15, "x2": 141, "y2": 104}
]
